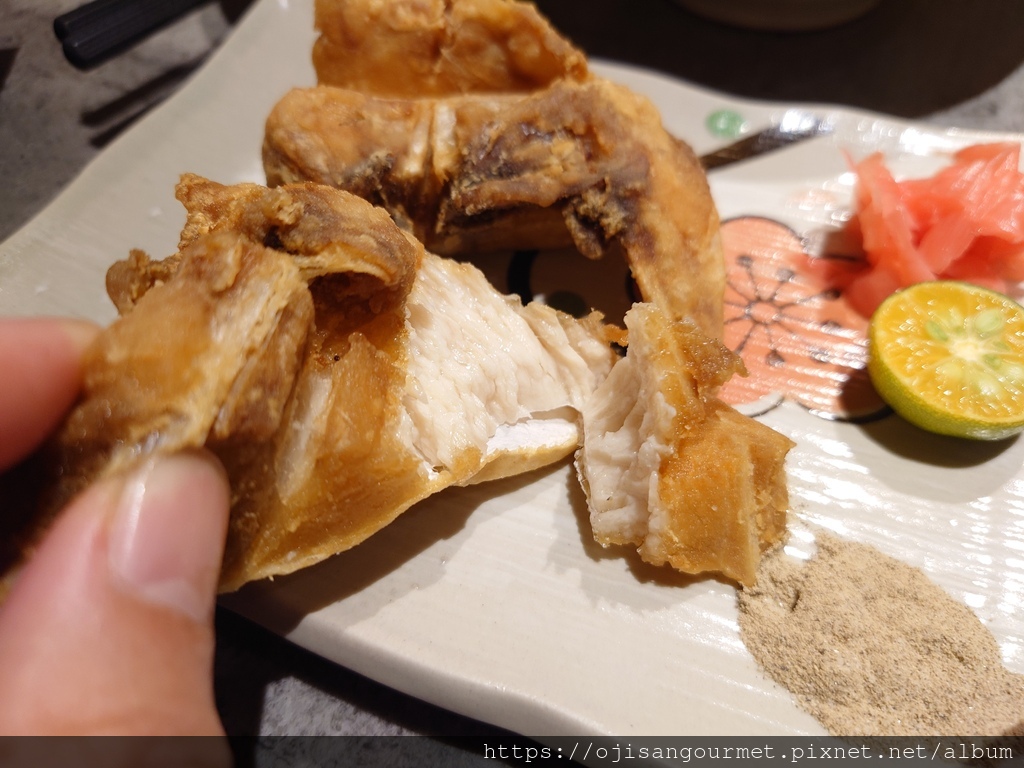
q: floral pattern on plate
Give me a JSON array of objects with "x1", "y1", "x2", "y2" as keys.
[{"x1": 717, "y1": 215, "x2": 887, "y2": 420}]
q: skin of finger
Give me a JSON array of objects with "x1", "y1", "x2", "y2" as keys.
[
  {"x1": 0, "y1": 468, "x2": 227, "y2": 735},
  {"x1": 0, "y1": 317, "x2": 99, "y2": 471}
]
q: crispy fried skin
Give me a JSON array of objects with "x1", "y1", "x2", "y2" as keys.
[
  {"x1": 652, "y1": 406, "x2": 792, "y2": 585},
  {"x1": 44, "y1": 179, "x2": 429, "y2": 590},
  {"x1": 264, "y1": 78, "x2": 726, "y2": 338},
  {"x1": 313, "y1": 0, "x2": 588, "y2": 97},
  {"x1": 25, "y1": 176, "x2": 616, "y2": 591},
  {"x1": 578, "y1": 304, "x2": 793, "y2": 586},
  {"x1": 262, "y1": 0, "x2": 789, "y2": 585}
]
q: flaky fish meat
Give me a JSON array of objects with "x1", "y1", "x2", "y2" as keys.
[
  {"x1": 313, "y1": 0, "x2": 588, "y2": 97},
  {"x1": 577, "y1": 303, "x2": 793, "y2": 586},
  {"x1": 261, "y1": 0, "x2": 792, "y2": 585},
  {"x1": 263, "y1": 77, "x2": 726, "y2": 339},
  {"x1": 15, "y1": 176, "x2": 616, "y2": 591}
]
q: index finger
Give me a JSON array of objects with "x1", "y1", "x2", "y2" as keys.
[{"x1": 0, "y1": 317, "x2": 99, "y2": 471}]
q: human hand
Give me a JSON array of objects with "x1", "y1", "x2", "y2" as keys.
[{"x1": 0, "y1": 317, "x2": 232, "y2": 741}]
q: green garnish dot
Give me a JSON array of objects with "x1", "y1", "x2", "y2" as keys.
[{"x1": 706, "y1": 109, "x2": 746, "y2": 139}]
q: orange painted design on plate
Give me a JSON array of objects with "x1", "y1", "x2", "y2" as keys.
[{"x1": 717, "y1": 216, "x2": 885, "y2": 419}]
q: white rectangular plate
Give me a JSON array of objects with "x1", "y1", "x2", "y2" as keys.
[{"x1": 2, "y1": 0, "x2": 1022, "y2": 738}]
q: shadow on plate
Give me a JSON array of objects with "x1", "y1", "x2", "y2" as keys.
[
  {"x1": 857, "y1": 411, "x2": 1020, "y2": 468},
  {"x1": 221, "y1": 461, "x2": 572, "y2": 632}
]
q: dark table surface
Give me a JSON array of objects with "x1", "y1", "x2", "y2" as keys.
[{"x1": 2, "y1": 0, "x2": 1023, "y2": 758}]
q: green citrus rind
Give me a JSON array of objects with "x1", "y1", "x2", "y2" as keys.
[{"x1": 867, "y1": 281, "x2": 1024, "y2": 441}]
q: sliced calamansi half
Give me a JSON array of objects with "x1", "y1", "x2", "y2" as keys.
[{"x1": 868, "y1": 280, "x2": 1024, "y2": 441}]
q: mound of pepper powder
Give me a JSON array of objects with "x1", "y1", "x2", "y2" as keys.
[{"x1": 738, "y1": 533, "x2": 1024, "y2": 736}]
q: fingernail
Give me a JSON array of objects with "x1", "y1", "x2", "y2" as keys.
[{"x1": 108, "y1": 452, "x2": 230, "y2": 622}]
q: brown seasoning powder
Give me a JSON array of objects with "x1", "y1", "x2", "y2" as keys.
[{"x1": 738, "y1": 533, "x2": 1024, "y2": 736}]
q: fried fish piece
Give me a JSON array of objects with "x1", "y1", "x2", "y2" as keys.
[
  {"x1": 576, "y1": 303, "x2": 793, "y2": 586},
  {"x1": 23, "y1": 177, "x2": 616, "y2": 592},
  {"x1": 263, "y1": 77, "x2": 726, "y2": 339},
  {"x1": 260, "y1": 0, "x2": 791, "y2": 586},
  {"x1": 313, "y1": 0, "x2": 588, "y2": 97}
]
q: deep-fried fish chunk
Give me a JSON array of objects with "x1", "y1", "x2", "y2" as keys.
[
  {"x1": 313, "y1": 0, "x2": 588, "y2": 97},
  {"x1": 263, "y1": 78, "x2": 726, "y2": 338},
  {"x1": 577, "y1": 303, "x2": 793, "y2": 586},
  {"x1": 260, "y1": 0, "x2": 791, "y2": 586},
  {"x1": 26, "y1": 177, "x2": 616, "y2": 591}
]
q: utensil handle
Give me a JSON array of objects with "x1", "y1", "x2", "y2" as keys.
[
  {"x1": 699, "y1": 112, "x2": 831, "y2": 171},
  {"x1": 54, "y1": 0, "x2": 211, "y2": 69}
]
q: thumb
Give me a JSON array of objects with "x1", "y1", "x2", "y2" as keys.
[{"x1": 0, "y1": 450, "x2": 231, "y2": 737}]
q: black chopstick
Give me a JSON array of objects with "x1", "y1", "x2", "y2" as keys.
[{"x1": 54, "y1": 0, "x2": 212, "y2": 70}]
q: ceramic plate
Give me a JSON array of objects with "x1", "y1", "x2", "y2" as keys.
[{"x1": 2, "y1": 0, "x2": 1023, "y2": 738}]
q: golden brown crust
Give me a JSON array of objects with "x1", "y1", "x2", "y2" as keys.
[
  {"x1": 175, "y1": 173, "x2": 421, "y2": 290},
  {"x1": 651, "y1": 404, "x2": 792, "y2": 586},
  {"x1": 263, "y1": 0, "x2": 787, "y2": 585},
  {"x1": 19, "y1": 176, "x2": 618, "y2": 592},
  {"x1": 579, "y1": 303, "x2": 792, "y2": 586},
  {"x1": 442, "y1": 79, "x2": 725, "y2": 338},
  {"x1": 56, "y1": 231, "x2": 315, "y2": 512},
  {"x1": 39, "y1": 180, "x2": 434, "y2": 591},
  {"x1": 312, "y1": 0, "x2": 588, "y2": 97},
  {"x1": 263, "y1": 78, "x2": 725, "y2": 338},
  {"x1": 217, "y1": 327, "x2": 434, "y2": 590},
  {"x1": 263, "y1": 89, "x2": 442, "y2": 237}
]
